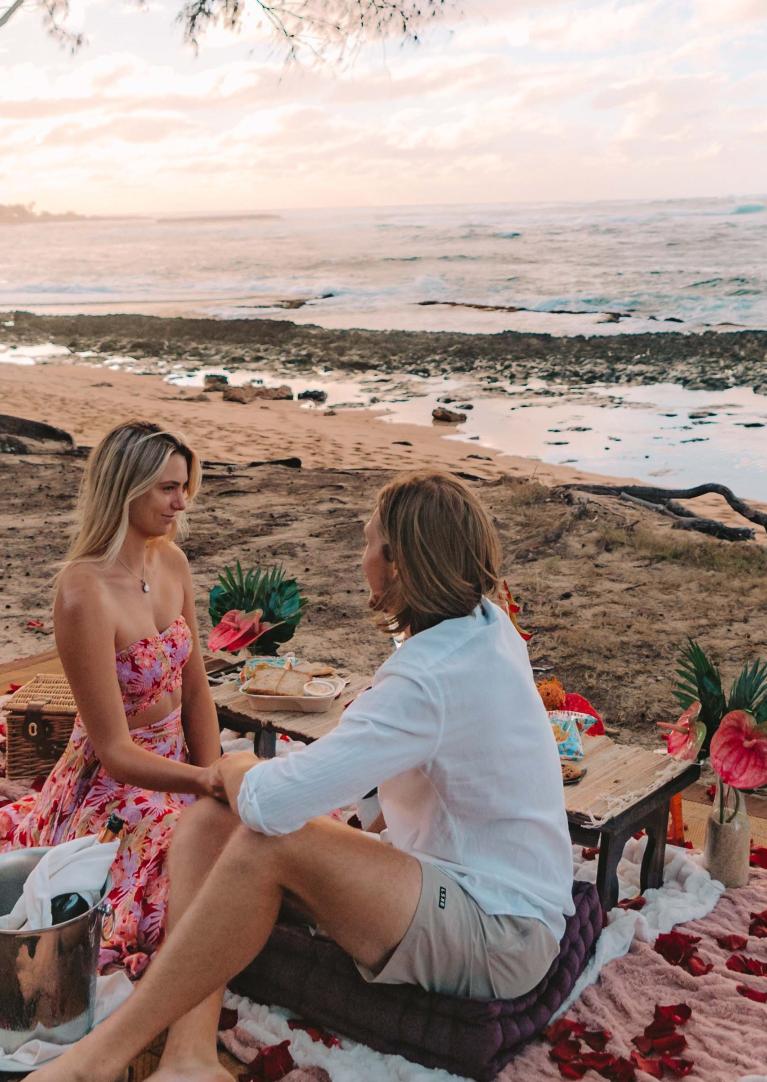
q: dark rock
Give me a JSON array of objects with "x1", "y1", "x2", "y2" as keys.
[
  {"x1": 432, "y1": 407, "x2": 467, "y2": 424},
  {"x1": 297, "y1": 389, "x2": 328, "y2": 403},
  {"x1": 204, "y1": 374, "x2": 229, "y2": 390},
  {"x1": 0, "y1": 414, "x2": 75, "y2": 448},
  {"x1": 0, "y1": 434, "x2": 28, "y2": 454}
]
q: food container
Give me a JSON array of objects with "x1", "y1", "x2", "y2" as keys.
[
  {"x1": 240, "y1": 675, "x2": 345, "y2": 713},
  {"x1": 0, "y1": 848, "x2": 112, "y2": 1055},
  {"x1": 547, "y1": 710, "x2": 585, "y2": 761}
]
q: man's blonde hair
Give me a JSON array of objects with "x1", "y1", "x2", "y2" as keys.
[
  {"x1": 374, "y1": 470, "x2": 501, "y2": 636},
  {"x1": 63, "y1": 420, "x2": 201, "y2": 569}
]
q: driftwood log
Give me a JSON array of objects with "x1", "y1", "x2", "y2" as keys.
[{"x1": 557, "y1": 482, "x2": 767, "y2": 542}]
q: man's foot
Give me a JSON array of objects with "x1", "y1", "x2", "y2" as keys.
[{"x1": 145, "y1": 1064, "x2": 234, "y2": 1081}]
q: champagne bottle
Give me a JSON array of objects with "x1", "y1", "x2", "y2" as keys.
[
  {"x1": 98, "y1": 812, "x2": 125, "y2": 844},
  {"x1": 50, "y1": 814, "x2": 125, "y2": 925}
]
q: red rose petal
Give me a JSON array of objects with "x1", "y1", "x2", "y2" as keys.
[
  {"x1": 240, "y1": 1039, "x2": 295, "y2": 1082},
  {"x1": 582, "y1": 1029, "x2": 612, "y2": 1052},
  {"x1": 545, "y1": 1017, "x2": 587, "y2": 1043},
  {"x1": 649, "y1": 1032, "x2": 687, "y2": 1055},
  {"x1": 660, "y1": 1055, "x2": 695, "y2": 1078},
  {"x1": 654, "y1": 1003, "x2": 692, "y2": 1026},
  {"x1": 555, "y1": 1063, "x2": 588, "y2": 1081},
  {"x1": 218, "y1": 1006, "x2": 238, "y2": 1032},
  {"x1": 580, "y1": 1051, "x2": 614, "y2": 1071},
  {"x1": 654, "y1": 930, "x2": 701, "y2": 967},
  {"x1": 629, "y1": 1051, "x2": 663, "y2": 1079},
  {"x1": 632, "y1": 1035, "x2": 653, "y2": 1056},
  {"x1": 599, "y1": 1055, "x2": 637, "y2": 1082},
  {"x1": 686, "y1": 953, "x2": 713, "y2": 977},
  {"x1": 617, "y1": 895, "x2": 647, "y2": 911},
  {"x1": 749, "y1": 909, "x2": 767, "y2": 938},
  {"x1": 550, "y1": 1038, "x2": 584, "y2": 1062},
  {"x1": 581, "y1": 846, "x2": 601, "y2": 861},
  {"x1": 751, "y1": 846, "x2": 767, "y2": 869},
  {"x1": 717, "y1": 934, "x2": 748, "y2": 951},
  {"x1": 737, "y1": 984, "x2": 767, "y2": 1003},
  {"x1": 287, "y1": 1019, "x2": 341, "y2": 1049},
  {"x1": 726, "y1": 953, "x2": 767, "y2": 977}
]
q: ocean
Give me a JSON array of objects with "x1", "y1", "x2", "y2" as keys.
[{"x1": 2, "y1": 196, "x2": 766, "y2": 334}]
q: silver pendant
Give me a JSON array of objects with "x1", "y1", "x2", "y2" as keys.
[{"x1": 142, "y1": 581, "x2": 150, "y2": 593}]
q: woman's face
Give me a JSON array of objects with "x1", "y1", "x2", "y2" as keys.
[
  {"x1": 362, "y1": 509, "x2": 395, "y2": 608},
  {"x1": 128, "y1": 452, "x2": 189, "y2": 539}
]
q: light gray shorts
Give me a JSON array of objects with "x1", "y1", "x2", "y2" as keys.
[{"x1": 355, "y1": 859, "x2": 559, "y2": 1000}]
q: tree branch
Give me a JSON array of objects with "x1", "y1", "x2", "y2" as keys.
[{"x1": 0, "y1": 0, "x2": 27, "y2": 30}]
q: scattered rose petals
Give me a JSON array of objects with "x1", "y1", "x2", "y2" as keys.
[
  {"x1": 218, "y1": 1006, "x2": 239, "y2": 1032},
  {"x1": 617, "y1": 895, "x2": 647, "y2": 911},
  {"x1": 736, "y1": 984, "x2": 767, "y2": 1003},
  {"x1": 653, "y1": 1003, "x2": 692, "y2": 1027},
  {"x1": 240, "y1": 1040, "x2": 295, "y2": 1082},
  {"x1": 686, "y1": 954, "x2": 713, "y2": 977},
  {"x1": 287, "y1": 1019, "x2": 341, "y2": 1049},
  {"x1": 630, "y1": 1051, "x2": 663, "y2": 1079},
  {"x1": 550, "y1": 1039, "x2": 583, "y2": 1063},
  {"x1": 717, "y1": 934, "x2": 748, "y2": 951},
  {"x1": 749, "y1": 909, "x2": 767, "y2": 938},
  {"x1": 581, "y1": 846, "x2": 600, "y2": 861},
  {"x1": 555, "y1": 1063, "x2": 588, "y2": 1081},
  {"x1": 660, "y1": 1055, "x2": 695, "y2": 1078},
  {"x1": 653, "y1": 930, "x2": 711, "y2": 975},
  {"x1": 579, "y1": 1050, "x2": 614, "y2": 1071},
  {"x1": 600, "y1": 1056, "x2": 636, "y2": 1082},
  {"x1": 582, "y1": 1028, "x2": 612, "y2": 1052},
  {"x1": 751, "y1": 846, "x2": 767, "y2": 869},
  {"x1": 726, "y1": 953, "x2": 767, "y2": 977},
  {"x1": 544, "y1": 1017, "x2": 586, "y2": 1043}
]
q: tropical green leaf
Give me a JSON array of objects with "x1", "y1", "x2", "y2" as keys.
[
  {"x1": 727, "y1": 658, "x2": 767, "y2": 715},
  {"x1": 208, "y1": 561, "x2": 307, "y2": 654},
  {"x1": 673, "y1": 640, "x2": 726, "y2": 753}
]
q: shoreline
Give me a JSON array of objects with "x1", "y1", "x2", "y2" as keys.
[{"x1": 3, "y1": 311, "x2": 767, "y2": 393}]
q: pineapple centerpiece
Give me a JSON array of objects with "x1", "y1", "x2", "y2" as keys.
[{"x1": 208, "y1": 562, "x2": 307, "y2": 656}]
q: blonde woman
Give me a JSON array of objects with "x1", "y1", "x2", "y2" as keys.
[
  {"x1": 33, "y1": 471, "x2": 574, "y2": 1082},
  {"x1": 0, "y1": 420, "x2": 222, "y2": 977}
]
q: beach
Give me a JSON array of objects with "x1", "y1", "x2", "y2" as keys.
[{"x1": 2, "y1": 314, "x2": 767, "y2": 748}]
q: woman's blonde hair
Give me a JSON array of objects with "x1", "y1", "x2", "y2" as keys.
[
  {"x1": 63, "y1": 420, "x2": 201, "y2": 569},
  {"x1": 373, "y1": 470, "x2": 501, "y2": 636}
]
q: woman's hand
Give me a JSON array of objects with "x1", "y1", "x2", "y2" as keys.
[
  {"x1": 217, "y1": 751, "x2": 261, "y2": 812},
  {"x1": 196, "y1": 761, "x2": 227, "y2": 802}
]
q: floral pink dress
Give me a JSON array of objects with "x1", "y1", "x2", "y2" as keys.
[{"x1": 0, "y1": 615, "x2": 196, "y2": 978}]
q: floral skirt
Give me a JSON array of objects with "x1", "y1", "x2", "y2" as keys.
[{"x1": 0, "y1": 707, "x2": 195, "y2": 978}]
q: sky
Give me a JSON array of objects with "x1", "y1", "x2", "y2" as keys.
[{"x1": 1, "y1": 0, "x2": 766, "y2": 215}]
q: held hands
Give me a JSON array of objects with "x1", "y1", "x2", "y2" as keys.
[{"x1": 198, "y1": 751, "x2": 261, "y2": 812}]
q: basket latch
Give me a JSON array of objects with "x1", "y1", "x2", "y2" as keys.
[{"x1": 23, "y1": 701, "x2": 56, "y2": 756}]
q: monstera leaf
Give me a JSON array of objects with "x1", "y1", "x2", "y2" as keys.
[{"x1": 209, "y1": 562, "x2": 306, "y2": 655}]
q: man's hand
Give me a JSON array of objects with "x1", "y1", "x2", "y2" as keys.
[{"x1": 217, "y1": 751, "x2": 262, "y2": 812}]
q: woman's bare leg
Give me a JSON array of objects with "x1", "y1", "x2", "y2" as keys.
[
  {"x1": 147, "y1": 797, "x2": 239, "y2": 1082},
  {"x1": 32, "y1": 816, "x2": 422, "y2": 1082}
]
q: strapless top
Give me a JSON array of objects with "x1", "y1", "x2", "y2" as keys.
[{"x1": 115, "y1": 615, "x2": 192, "y2": 718}]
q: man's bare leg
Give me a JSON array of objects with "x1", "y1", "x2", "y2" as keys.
[
  {"x1": 32, "y1": 816, "x2": 421, "y2": 1082},
  {"x1": 147, "y1": 797, "x2": 239, "y2": 1082}
]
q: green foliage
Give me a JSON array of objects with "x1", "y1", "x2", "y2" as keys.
[
  {"x1": 674, "y1": 639, "x2": 767, "y2": 755},
  {"x1": 209, "y1": 561, "x2": 307, "y2": 655}
]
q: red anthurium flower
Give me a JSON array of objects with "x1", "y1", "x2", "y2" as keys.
[
  {"x1": 736, "y1": 984, "x2": 767, "y2": 1004},
  {"x1": 629, "y1": 1051, "x2": 663, "y2": 1079},
  {"x1": 208, "y1": 608, "x2": 276, "y2": 654},
  {"x1": 658, "y1": 702, "x2": 706, "y2": 761},
  {"x1": 717, "y1": 934, "x2": 748, "y2": 951},
  {"x1": 710, "y1": 710, "x2": 767, "y2": 790},
  {"x1": 218, "y1": 1006, "x2": 238, "y2": 1032},
  {"x1": 750, "y1": 845, "x2": 767, "y2": 869},
  {"x1": 726, "y1": 953, "x2": 767, "y2": 976},
  {"x1": 749, "y1": 909, "x2": 767, "y2": 938},
  {"x1": 240, "y1": 1040, "x2": 295, "y2": 1082}
]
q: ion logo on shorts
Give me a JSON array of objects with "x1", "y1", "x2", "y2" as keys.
[{"x1": 438, "y1": 885, "x2": 447, "y2": 910}]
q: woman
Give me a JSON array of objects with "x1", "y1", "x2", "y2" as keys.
[
  {"x1": 1, "y1": 420, "x2": 222, "y2": 977},
  {"x1": 33, "y1": 470, "x2": 574, "y2": 1082}
]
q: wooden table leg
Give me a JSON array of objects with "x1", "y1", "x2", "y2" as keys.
[
  {"x1": 595, "y1": 827, "x2": 633, "y2": 911},
  {"x1": 640, "y1": 802, "x2": 670, "y2": 893},
  {"x1": 255, "y1": 727, "x2": 277, "y2": 758}
]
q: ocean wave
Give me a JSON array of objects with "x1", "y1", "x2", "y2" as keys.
[
  {"x1": 495, "y1": 231, "x2": 522, "y2": 239},
  {"x1": 733, "y1": 203, "x2": 765, "y2": 215}
]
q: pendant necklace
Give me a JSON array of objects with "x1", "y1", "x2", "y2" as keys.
[{"x1": 116, "y1": 555, "x2": 150, "y2": 593}]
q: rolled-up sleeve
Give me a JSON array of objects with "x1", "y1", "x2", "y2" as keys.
[{"x1": 236, "y1": 669, "x2": 442, "y2": 835}]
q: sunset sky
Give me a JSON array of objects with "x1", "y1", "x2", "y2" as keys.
[{"x1": 2, "y1": 0, "x2": 766, "y2": 215}]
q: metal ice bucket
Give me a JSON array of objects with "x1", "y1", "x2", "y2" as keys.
[{"x1": 0, "y1": 847, "x2": 112, "y2": 1054}]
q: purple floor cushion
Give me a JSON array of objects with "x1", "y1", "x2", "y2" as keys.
[{"x1": 229, "y1": 881, "x2": 602, "y2": 1081}]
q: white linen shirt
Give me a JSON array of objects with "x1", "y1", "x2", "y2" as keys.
[{"x1": 237, "y1": 599, "x2": 575, "y2": 941}]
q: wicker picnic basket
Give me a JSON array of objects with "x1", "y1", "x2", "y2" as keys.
[{"x1": 4, "y1": 673, "x2": 77, "y2": 780}]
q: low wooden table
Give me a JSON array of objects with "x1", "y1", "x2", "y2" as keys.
[
  {"x1": 212, "y1": 673, "x2": 371, "y2": 756},
  {"x1": 565, "y1": 736, "x2": 700, "y2": 910}
]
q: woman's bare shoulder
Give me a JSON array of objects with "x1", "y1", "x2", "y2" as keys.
[
  {"x1": 55, "y1": 562, "x2": 112, "y2": 622},
  {"x1": 156, "y1": 541, "x2": 191, "y2": 577}
]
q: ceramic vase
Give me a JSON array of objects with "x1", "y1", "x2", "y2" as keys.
[{"x1": 704, "y1": 779, "x2": 750, "y2": 888}]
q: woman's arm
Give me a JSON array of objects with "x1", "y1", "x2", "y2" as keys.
[
  {"x1": 176, "y1": 548, "x2": 221, "y2": 767},
  {"x1": 54, "y1": 571, "x2": 213, "y2": 796}
]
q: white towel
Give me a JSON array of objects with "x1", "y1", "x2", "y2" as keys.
[{"x1": 0, "y1": 836, "x2": 119, "y2": 931}]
